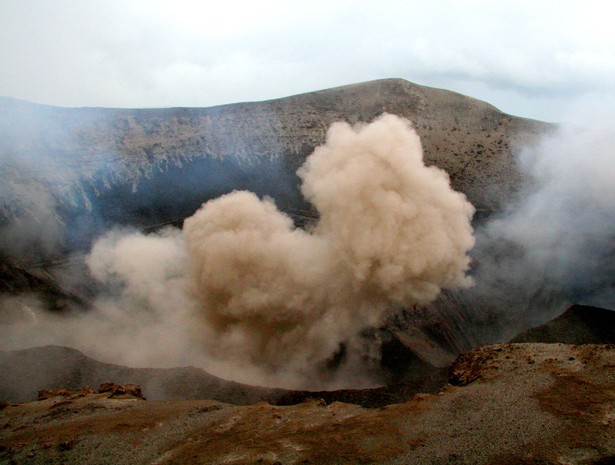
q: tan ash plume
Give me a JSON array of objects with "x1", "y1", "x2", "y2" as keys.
[{"x1": 183, "y1": 114, "x2": 475, "y2": 381}]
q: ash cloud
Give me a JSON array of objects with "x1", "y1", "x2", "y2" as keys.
[
  {"x1": 183, "y1": 115, "x2": 475, "y2": 384},
  {"x1": 0, "y1": 114, "x2": 475, "y2": 388},
  {"x1": 0, "y1": 229, "x2": 203, "y2": 369}
]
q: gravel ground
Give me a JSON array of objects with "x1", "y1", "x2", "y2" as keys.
[{"x1": 1, "y1": 343, "x2": 613, "y2": 465}]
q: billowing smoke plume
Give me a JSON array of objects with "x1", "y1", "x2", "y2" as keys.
[
  {"x1": 183, "y1": 115, "x2": 475, "y2": 379},
  {"x1": 0, "y1": 114, "x2": 475, "y2": 388}
]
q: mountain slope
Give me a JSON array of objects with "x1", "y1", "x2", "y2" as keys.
[{"x1": 0, "y1": 79, "x2": 552, "y2": 263}]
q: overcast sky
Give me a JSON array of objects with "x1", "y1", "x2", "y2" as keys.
[{"x1": 2, "y1": 0, "x2": 614, "y2": 125}]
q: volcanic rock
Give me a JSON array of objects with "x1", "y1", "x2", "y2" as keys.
[
  {"x1": 449, "y1": 350, "x2": 488, "y2": 386},
  {"x1": 1, "y1": 343, "x2": 612, "y2": 465},
  {"x1": 97, "y1": 382, "x2": 145, "y2": 399},
  {"x1": 38, "y1": 387, "x2": 72, "y2": 400}
]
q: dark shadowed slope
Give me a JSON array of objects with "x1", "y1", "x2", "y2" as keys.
[
  {"x1": 511, "y1": 305, "x2": 615, "y2": 344},
  {"x1": 0, "y1": 346, "x2": 447, "y2": 407}
]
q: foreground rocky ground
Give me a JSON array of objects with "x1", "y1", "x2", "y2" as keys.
[{"x1": 1, "y1": 342, "x2": 613, "y2": 465}]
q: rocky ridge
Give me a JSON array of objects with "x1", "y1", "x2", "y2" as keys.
[{"x1": 0, "y1": 78, "x2": 552, "y2": 259}]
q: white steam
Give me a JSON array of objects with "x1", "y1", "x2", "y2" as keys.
[{"x1": 0, "y1": 114, "x2": 475, "y2": 388}]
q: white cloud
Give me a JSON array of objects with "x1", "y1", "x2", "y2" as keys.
[{"x1": 1, "y1": 0, "x2": 614, "y2": 124}]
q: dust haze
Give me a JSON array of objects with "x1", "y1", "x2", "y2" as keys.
[{"x1": 0, "y1": 115, "x2": 476, "y2": 388}]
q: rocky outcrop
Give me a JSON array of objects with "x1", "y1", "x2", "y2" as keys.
[
  {"x1": 449, "y1": 350, "x2": 489, "y2": 386},
  {"x1": 97, "y1": 383, "x2": 145, "y2": 399},
  {"x1": 38, "y1": 387, "x2": 94, "y2": 401},
  {"x1": 37, "y1": 384, "x2": 145, "y2": 401}
]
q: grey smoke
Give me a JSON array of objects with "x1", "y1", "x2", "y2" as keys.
[
  {"x1": 471, "y1": 123, "x2": 615, "y2": 333},
  {"x1": 0, "y1": 162, "x2": 65, "y2": 263}
]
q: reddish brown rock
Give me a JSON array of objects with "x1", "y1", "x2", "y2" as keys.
[
  {"x1": 98, "y1": 383, "x2": 145, "y2": 400},
  {"x1": 38, "y1": 386, "x2": 94, "y2": 401},
  {"x1": 449, "y1": 346, "x2": 500, "y2": 386},
  {"x1": 38, "y1": 388, "x2": 71, "y2": 400}
]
